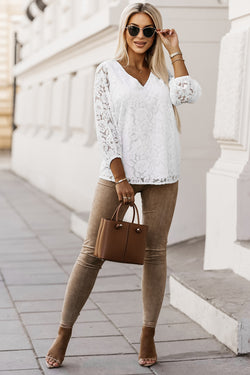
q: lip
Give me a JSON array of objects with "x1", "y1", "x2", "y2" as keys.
[{"x1": 134, "y1": 42, "x2": 146, "y2": 47}]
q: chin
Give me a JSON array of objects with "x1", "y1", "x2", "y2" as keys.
[
  {"x1": 134, "y1": 49, "x2": 147, "y2": 54},
  {"x1": 130, "y1": 45, "x2": 150, "y2": 54}
]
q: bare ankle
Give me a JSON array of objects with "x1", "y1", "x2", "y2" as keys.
[
  {"x1": 58, "y1": 326, "x2": 72, "y2": 336},
  {"x1": 142, "y1": 326, "x2": 155, "y2": 336}
]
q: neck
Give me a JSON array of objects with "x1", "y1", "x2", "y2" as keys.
[{"x1": 127, "y1": 47, "x2": 146, "y2": 69}]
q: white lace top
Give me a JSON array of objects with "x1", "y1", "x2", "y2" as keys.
[{"x1": 93, "y1": 58, "x2": 202, "y2": 184}]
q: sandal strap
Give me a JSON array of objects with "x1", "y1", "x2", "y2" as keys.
[
  {"x1": 46, "y1": 355, "x2": 61, "y2": 364},
  {"x1": 139, "y1": 357, "x2": 157, "y2": 361}
]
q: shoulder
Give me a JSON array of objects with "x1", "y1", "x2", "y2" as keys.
[{"x1": 95, "y1": 59, "x2": 116, "y2": 74}]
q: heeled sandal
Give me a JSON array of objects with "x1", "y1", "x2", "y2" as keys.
[
  {"x1": 45, "y1": 355, "x2": 62, "y2": 369},
  {"x1": 138, "y1": 356, "x2": 157, "y2": 367},
  {"x1": 45, "y1": 326, "x2": 72, "y2": 369},
  {"x1": 138, "y1": 326, "x2": 157, "y2": 367}
]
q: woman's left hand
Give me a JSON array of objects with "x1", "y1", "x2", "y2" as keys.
[{"x1": 156, "y1": 28, "x2": 180, "y2": 54}]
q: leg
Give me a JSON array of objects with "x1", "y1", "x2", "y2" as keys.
[
  {"x1": 60, "y1": 178, "x2": 129, "y2": 328},
  {"x1": 138, "y1": 181, "x2": 179, "y2": 366},
  {"x1": 46, "y1": 178, "x2": 129, "y2": 368}
]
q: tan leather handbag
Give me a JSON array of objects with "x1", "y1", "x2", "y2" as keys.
[{"x1": 94, "y1": 202, "x2": 148, "y2": 264}]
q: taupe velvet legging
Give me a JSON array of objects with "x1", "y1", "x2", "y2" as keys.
[{"x1": 59, "y1": 177, "x2": 178, "y2": 329}]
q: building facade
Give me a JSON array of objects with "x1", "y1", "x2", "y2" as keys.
[
  {"x1": 170, "y1": 0, "x2": 250, "y2": 355},
  {"x1": 0, "y1": 0, "x2": 22, "y2": 150}
]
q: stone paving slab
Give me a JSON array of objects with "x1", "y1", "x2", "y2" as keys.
[
  {"x1": 107, "y1": 305, "x2": 191, "y2": 328},
  {"x1": 0, "y1": 333, "x2": 32, "y2": 351},
  {"x1": 0, "y1": 237, "x2": 48, "y2": 252},
  {"x1": 35, "y1": 335, "x2": 136, "y2": 357},
  {"x1": 10, "y1": 204, "x2": 68, "y2": 215},
  {"x1": 25, "y1": 220, "x2": 71, "y2": 232},
  {"x1": 0, "y1": 371, "x2": 42, "y2": 375},
  {"x1": 0, "y1": 319, "x2": 28, "y2": 335},
  {"x1": 0, "y1": 195, "x2": 9, "y2": 208},
  {"x1": 0, "y1": 317, "x2": 32, "y2": 356},
  {"x1": 0, "y1": 251, "x2": 53, "y2": 263},
  {"x1": 37, "y1": 231, "x2": 82, "y2": 249},
  {"x1": 92, "y1": 290, "x2": 143, "y2": 313},
  {"x1": 153, "y1": 356, "x2": 250, "y2": 375},
  {"x1": 26, "y1": 320, "x2": 121, "y2": 340},
  {"x1": 47, "y1": 251, "x2": 80, "y2": 264},
  {"x1": 62, "y1": 262, "x2": 137, "y2": 279},
  {"x1": 38, "y1": 354, "x2": 151, "y2": 375},
  {"x1": 91, "y1": 291, "x2": 169, "y2": 314},
  {"x1": 2, "y1": 271, "x2": 68, "y2": 285},
  {"x1": 134, "y1": 338, "x2": 232, "y2": 361},
  {"x1": 0, "y1": 307, "x2": 19, "y2": 320},
  {"x1": 37, "y1": 198, "x2": 72, "y2": 217},
  {"x1": 0, "y1": 260, "x2": 63, "y2": 271},
  {"x1": 16, "y1": 210, "x2": 70, "y2": 222},
  {"x1": 8, "y1": 283, "x2": 67, "y2": 301},
  {"x1": 61, "y1": 263, "x2": 80, "y2": 274},
  {"x1": 120, "y1": 322, "x2": 212, "y2": 343},
  {"x1": 0, "y1": 350, "x2": 39, "y2": 371},
  {"x1": 17, "y1": 213, "x2": 69, "y2": 228},
  {"x1": 21, "y1": 308, "x2": 107, "y2": 325},
  {"x1": 93, "y1": 275, "x2": 141, "y2": 293},
  {"x1": 50, "y1": 247, "x2": 81, "y2": 256},
  {"x1": 15, "y1": 298, "x2": 96, "y2": 313},
  {"x1": 0, "y1": 281, "x2": 13, "y2": 308},
  {"x1": 98, "y1": 261, "x2": 137, "y2": 277},
  {"x1": 0, "y1": 208, "x2": 35, "y2": 240},
  {"x1": 34, "y1": 226, "x2": 74, "y2": 236}
]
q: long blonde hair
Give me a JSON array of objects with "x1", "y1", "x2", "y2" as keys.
[{"x1": 114, "y1": 2, "x2": 181, "y2": 133}]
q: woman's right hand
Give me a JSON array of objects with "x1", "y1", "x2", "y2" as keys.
[{"x1": 115, "y1": 180, "x2": 135, "y2": 205}]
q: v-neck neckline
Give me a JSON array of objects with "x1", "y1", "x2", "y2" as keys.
[{"x1": 113, "y1": 59, "x2": 152, "y2": 88}]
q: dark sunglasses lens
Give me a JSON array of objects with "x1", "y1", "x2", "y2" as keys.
[
  {"x1": 128, "y1": 26, "x2": 139, "y2": 36},
  {"x1": 143, "y1": 27, "x2": 155, "y2": 37}
]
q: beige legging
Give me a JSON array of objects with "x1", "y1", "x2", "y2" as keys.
[{"x1": 60, "y1": 177, "x2": 178, "y2": 329}]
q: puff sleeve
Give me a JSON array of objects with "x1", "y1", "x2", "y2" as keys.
[
  {"x1": 168, "y1": 69, "x2": 202, "y2": 106},
  {"x1": 94, "y1": 63, "x2": 122, "y2": 168}
]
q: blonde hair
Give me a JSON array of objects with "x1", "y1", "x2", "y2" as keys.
[{"x1": 114, "y1": 2, "x2": 181, "y2": 133}]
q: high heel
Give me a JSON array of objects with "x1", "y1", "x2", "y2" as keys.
[
  {"x1": 138, "y1": 326, "x2": 157, "y2": 367},
  {"x1": 45, "y1": 326, "x2": 72, "y2": 369}
]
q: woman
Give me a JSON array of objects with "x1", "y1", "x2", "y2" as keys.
[{"x1": 45, "y1": 2, "x2": 201, "y2": 369}]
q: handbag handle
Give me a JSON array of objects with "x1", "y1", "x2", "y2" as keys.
[{"x1": 111, "y1": 202, "x2": 140, "y2": 225}]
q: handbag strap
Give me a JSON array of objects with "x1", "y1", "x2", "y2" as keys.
[
  {"x1": 111, "y1": 202, "x2": 140, "y2": 224},
  {"x1": 132, "y1": 203, "x2": 140, "y2": 225}
]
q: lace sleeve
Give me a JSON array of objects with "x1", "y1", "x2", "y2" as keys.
[
  {"x1": 167, "y1": 69, "x2": 202, "y2": 106},
  {"x1": 94, "y1": 63, "x2": 122, "y2": 167}
]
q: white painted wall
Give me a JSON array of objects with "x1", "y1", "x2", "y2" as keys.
[
  {"x1": 204, "y1": 0, "x2": 250, "y2": 279},
  {"x1": 11, "y1": 0, "x2": 229, "y2": 244}
]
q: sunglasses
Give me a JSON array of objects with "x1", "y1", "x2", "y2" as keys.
[{"x1": 125, "y1": 25, "x2": 156, "y2": 38}]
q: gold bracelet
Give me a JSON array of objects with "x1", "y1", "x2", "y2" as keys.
[{"x1": 172, "y1": 58, "x2": 185, "y2": 64}]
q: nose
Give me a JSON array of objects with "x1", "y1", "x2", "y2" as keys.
[{"x1": 138, "y1": 29, "x2": 144, "y2": 38}]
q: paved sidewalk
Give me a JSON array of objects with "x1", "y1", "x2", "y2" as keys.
[{"x1": 0, "y1": 168, "x2": 250, "y2": 374}]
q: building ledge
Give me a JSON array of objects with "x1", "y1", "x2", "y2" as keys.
[
  {"x1": 170, "y1": 268, "x2": 250, "y2": 354},
  {"x1": 12, "y1": 4, "x2": 122, "y2": 76}
]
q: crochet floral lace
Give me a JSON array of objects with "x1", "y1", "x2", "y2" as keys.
[{"x1": 94, "y1": 60, "x2": 202, "y2": 184}]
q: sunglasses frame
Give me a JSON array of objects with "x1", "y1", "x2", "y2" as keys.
[{"x1": 125, "y1": 25, "x2": 157, "y2": 38}]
